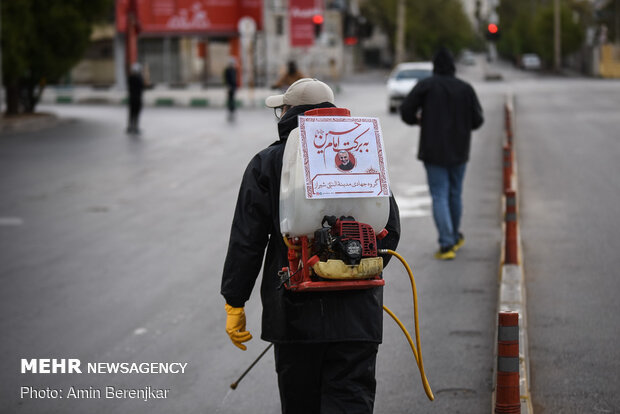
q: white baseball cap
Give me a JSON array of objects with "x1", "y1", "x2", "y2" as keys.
[{"x1": 265, "y1": 78, "x2": 335, "y2": 108}]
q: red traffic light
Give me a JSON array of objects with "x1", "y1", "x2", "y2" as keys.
[
  {"x1": 488, "y1": 23, "x2": 498, "y2": 34},
  {"x1": 312, "y1": 14, "x2": 324, "y2": 25}
]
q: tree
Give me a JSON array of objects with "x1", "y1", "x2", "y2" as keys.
[
  {"x1": 497, "y1": 5, "x2": 539, "y2": 63},
  {"x1": 497, "y1": 0, "x2": 587, "y2": 67},
  {"x1": 596, "y1": 0, "x2": 619, "y2": 44},
  {"x1": 532, "y1": 3, "x2": 585, "y2": 64},
  {"x1": 360, "y1": 0, "x2": 475, "y2": 62},
  {"x1": 407, "y1": 0, "x2": 476, "y2": 59},
  {"x1": 1, "y1": 0, "x2": 112, "y2": 115}
]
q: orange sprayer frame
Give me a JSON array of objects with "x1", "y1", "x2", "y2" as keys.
[{"x1": 282, "y1": 236, "x2": 385, "y2": 292}]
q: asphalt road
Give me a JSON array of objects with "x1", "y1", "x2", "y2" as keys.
[
  {"x1": 2, "y1": 59, "x2": 617, "y2": 413},
  {"x1": 515, "y1": 78, "x2": 620, "y2": 413}
]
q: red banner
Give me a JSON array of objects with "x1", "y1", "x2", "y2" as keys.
[
  {"x1": 116, "y1": 0, "x2": 262, "y2": 35},
  {"x1": 289, "y1": 0, "x2": 322, "y2": 47}
]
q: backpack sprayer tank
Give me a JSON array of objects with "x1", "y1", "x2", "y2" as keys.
[
  {"x1": 256, "y1": 107, "x2": 433, "y2": 401},
  {"x1": 278, "y1": 108, "x2": 390, "y2": 292}
]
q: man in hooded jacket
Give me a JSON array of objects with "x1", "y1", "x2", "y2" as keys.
[
  {"x1": 127, "y1": 62, "x2": 144, "y2": 134},
  {"x1": 221, "y1": 78, "x2": 400, "y2": 414},
  {"x1": 223, "y1": 57, "x2": 238, "y2": 121},
  {"x1": 400, "y1": 47, "x2": 483, "y2": 260}
]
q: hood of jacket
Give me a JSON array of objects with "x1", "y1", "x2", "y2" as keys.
[
  {"x1": 277, "y1": 101, "x2": 336, "y2": 141},
  {"x1": 432, "y1": 47, "x2": 456, "y2": 76}
]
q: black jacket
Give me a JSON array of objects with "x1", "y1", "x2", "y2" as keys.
[
  {"x1": 221, "y1": 103, "x2": 401, "y2": 344},
  {"x1": 224, "y1": 66, "x2": 237, "y2": 91},
  {"x1": 400, "y1": 48, "x2": 484, "y2": 166},
  {"x1": 128, "y1": 72, "x2": 144, "y2": 106}
]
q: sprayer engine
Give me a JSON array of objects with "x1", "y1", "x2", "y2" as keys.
[
  {"x1": 313, "y1": 216, "x2": 378, "y2": 265},
  {"x1": 279, "y1": 216, "x2": 388, "y2": 292}
]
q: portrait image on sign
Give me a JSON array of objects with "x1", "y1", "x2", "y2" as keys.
[{"x1": 299, "y1": 116, "x2": 390, "y2": 199}]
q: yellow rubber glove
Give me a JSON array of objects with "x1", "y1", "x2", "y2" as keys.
[{"x1": 225, "y1": 304, "x2": 253, "y2": 350}]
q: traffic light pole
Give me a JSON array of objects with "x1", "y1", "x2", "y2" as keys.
[{"x1": 488, "y1": 42, "x2": 497, "y2": 63}]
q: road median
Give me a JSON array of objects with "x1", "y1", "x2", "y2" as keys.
[{"x1": 492, "y1": 92, "x2": 533, "y2": 414}]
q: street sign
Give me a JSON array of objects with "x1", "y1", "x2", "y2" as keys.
[
  {"x1": 238, "y1": 16, "x2": 256, "y2": 36},
  {"x1": 290, "y1": 0, "x2": 323, "y2": 47},
  {"x1": 115, "y1": 0, "x2": 262, "y2": 34}
]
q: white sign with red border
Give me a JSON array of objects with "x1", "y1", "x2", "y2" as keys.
[{"x1": 299, "y1": 116, "x2": 390, "y2": 199}]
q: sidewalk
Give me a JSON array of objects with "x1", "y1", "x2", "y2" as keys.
[
  {"x1": 1, "y1": 72, "x2": 387, "y2": 135},
  {"x1": 38, "y1": 70, "x2": 392, "y2": 109},
  {"x1": 41, "y1": 84, "x2": 281, "y2": 109},
  {"x1": 0, "y1": 112, "x2": 60, "y2": 134},
  {"x1": 3, "y1": 85, "x2": 276, "y2": 135}
]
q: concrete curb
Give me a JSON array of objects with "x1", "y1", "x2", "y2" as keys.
[
  {"x1": 40, "y1": 86, "x2": 277, "y2": 109},
  {"x1": 0, "y1": 113, "x2": 61, "y2": 135},
  {"x1": 491, "y1": 92, "x2": 533, "y2": 414}
]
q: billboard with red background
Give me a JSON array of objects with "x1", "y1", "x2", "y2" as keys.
[
  {"x1": 289, "y1": 0, "x2": 322, "y2": 47},
  {"x1": 116, "y1": 0, "x2": 262, "y2": 35}
]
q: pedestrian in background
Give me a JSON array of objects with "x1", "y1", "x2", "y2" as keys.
[
  {"x1": 223, "y1": 57, "x2": 238, "y2": 122},
  {"x1": 400, "y1": 47, "x2": 484, "y2": 260},
  {"x1": 271, "y1": 60, "x2": 305, "y2": 91},
  {"x1": 221, "y1": 78, "x2": 401, "y2": 413},
  {"x1": 126, "y1": 62, "x2": 144, "y2": 134}
]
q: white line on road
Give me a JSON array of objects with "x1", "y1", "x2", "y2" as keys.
[
  {"x1": 0, "y1": 217, "x2": 24, "y2": 226},
  {"x1": 395, "y1": 184, "x2": 431, "y2": 218}
]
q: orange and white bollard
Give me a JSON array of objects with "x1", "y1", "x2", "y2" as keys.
[
  {"x1": 503, "y1": 145, "x2": 513, "y2": 194},
  {"x1": 506, "y1": 127, "x2": 513, "y2": 146},
  {"x1": 505, "y1": 104, "x2": 512, "y2": 141},
  {"x1": 495, "y1": 311, "x2": 520, "y2": 413},
  {"x1": 504, "y1": 190, "x2": 518, "y2": 265}
]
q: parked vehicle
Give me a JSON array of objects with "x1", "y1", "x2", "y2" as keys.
[
  {"x1": 460, "y1": 49, "x2": 476, "y2": 66},
  {"x1": 521, "y1": 53, "x2": 542, "y2": 70},
  {"x1": 387, "y1": 61, "x2": 433, "y2": 113}
]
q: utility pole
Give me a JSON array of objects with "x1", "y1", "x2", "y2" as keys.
[
  {"x1": 395, "y1": 0, "x2": 406, "y2": 64},
  {"x1": 616, "y1": 0, "x2": 619, "y2": 44},
  {"x1": 125, "y1": 0, "x2": 140, "y2": 73},
  {"x1": 554, "y1": 0, "x2": 561, "y2": 72},
  {"x1": 0, "y1": 0, "x2": 4, "y2": 115}
]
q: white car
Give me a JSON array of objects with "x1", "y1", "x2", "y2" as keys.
[
  {"x1": 387, "y1": 62, "x2": 433, "y2": 113},
  {"x1": 460, "y1": 50, "x2": 476, "y2": 65},
  {"x1": 521, "y1": 53, "x2": 542, "y2": 70}
]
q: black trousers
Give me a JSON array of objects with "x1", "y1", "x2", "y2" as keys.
[
  {"x1": 274, "y1": 341, "x2": 379, "y2": 414},
  {"x1": 128, "y1": 101, "x2": 142, "y2": 130},
  {"x1": 227, "y1": 88, "x2": 236, "y2": 113}
]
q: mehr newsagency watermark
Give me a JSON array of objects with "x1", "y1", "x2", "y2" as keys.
[{"x1": 19, "y1": 358, "x2": 188, "y2": 402}]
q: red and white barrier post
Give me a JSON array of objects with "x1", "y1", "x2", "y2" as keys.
[
  {"x1": 503, "y1": 145, "x2": 513, "y2": 193},
  {"x1": 504, "y1": 190, "x2": 518, "y2": 265},
  {"x1": 495, "y1": 311, "x2": 521, "y2": 413}
]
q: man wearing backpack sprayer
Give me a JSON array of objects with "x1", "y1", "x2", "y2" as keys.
[{"x1": 221, "y1": 78, "x2": 401, "y2": 413}]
